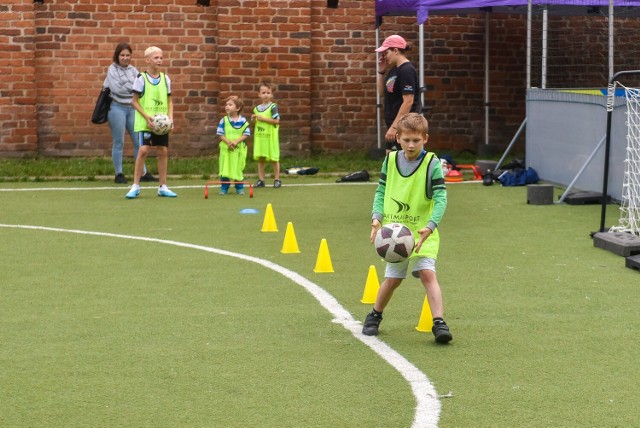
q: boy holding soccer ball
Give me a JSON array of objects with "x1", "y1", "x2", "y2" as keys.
[
  {"x1": 126, "y1": 46, "x2": 177, "y2": 199},
  {"x1": 363, "y1": 112, "x2": 452, "y2": 344}
]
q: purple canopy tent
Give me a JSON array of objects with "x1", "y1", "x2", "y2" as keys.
[{"x1": 374, "y1": 0, "x2": 640, "y2": 151}]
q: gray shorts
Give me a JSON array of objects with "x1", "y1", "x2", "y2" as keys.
[{"x1": 385, "y1": 257, "x2": 436, "y2": 279}]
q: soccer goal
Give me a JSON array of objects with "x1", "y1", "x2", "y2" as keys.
[{"x1": 600, "y1": 70, "x2": 640, "y2": 235}]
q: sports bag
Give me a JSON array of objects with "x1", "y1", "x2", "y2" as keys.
[{"x1": 91, "y1": 87, "x2": 111, "y2": 124}]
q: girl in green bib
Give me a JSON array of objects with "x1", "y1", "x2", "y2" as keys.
[
  {"x1": 363, "y1": 113, "x2": 453, "y2": 344},
  {"x1": 217, "y1": 96, "x2": 250, "y2": 195}
]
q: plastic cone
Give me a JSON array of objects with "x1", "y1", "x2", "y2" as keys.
[
  {"x1": 313, "y1": 239, "x2": 334, "y2": 273},
  {"x1": 360, "y1": 265, "x2": 380, "y2": 304},
  {"x1": 281, "y1": 222, "x2": 300, "y2": 253},
  {"x1": 415, "y1": 296, "x2": 434, "y2": 332},
  {"x1": 261, "y1": 203, "x2": 278, "y2": 232}
]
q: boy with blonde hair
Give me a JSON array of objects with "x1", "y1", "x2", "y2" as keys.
[
  {"x1": 363, "y1": 112, "x2": 452, "y2": 344},
  {"x1": 126, "y1": 46, "x2": 177, "y2": 199}
]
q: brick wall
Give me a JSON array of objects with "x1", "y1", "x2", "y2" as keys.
[
  {"x1": 2, "y1": 1, "x2": 636, "y2": 158},
  {"x1": 1, "y1": 0, "x2": 38, "y2": 157}
]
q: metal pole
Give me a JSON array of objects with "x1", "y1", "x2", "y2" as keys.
[
  {"x1": 542, "y1": 6, "x2": 547, "y2": 89},
  {"x1": 419, "y1": 24, "x2": 425, "y2": 112},
  {"x1": 376, "y1": 28, "x2": 382, "y2": 150},
  {"x1": 609, "y1": 0, "x2": 614, "y2": 80},
  {"x1": 496, "y1": 117, "x2": 527, "y2": 170},
  {"x1": 484, "y1": 11, "x2": 490, "y2": 146},
  {"x1": 557, "y1": 135, "x2": 606, "y2": 203},
  {"x1": 526, "y1": 0, "x2": 531, "y2": 89}
]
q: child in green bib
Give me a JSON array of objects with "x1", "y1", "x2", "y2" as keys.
[
  {"x1": 363, "y1": 112, "x2": 453, "y2": 344},
  {"x1": 251, "y1": 81, "x2": 281, "y2": 188},
  {"x1": 126, "y1": 46, "x2": 177, "y2": 199},
  {"x1": 217, "y1": 96, "x2": 250, "y2": 195}
]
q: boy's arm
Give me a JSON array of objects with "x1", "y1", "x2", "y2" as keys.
[
  {"x1": 255, "y1": 115, "x2": 279, "y2": 125},
  {"x1": 254, "y1": 104, "x2": 280, "y2": 125},
  {"x1": 427, "y1": 159, "x2": 447, "y2": 230},
  {"x1": 370, "y1": 157, "x2": 388, "y2": 242},
  {"x1": 217, "y1": 119, "x2": 232, "y2": 147}
]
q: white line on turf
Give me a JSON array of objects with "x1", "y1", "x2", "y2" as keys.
[
  {"x1": 0, "y1": 179, "x2": 478, "y2": 192},
  {"x1": 0, "y1": 223, "x2": 441, "y2": 428}
]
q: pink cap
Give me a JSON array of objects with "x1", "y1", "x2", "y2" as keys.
[{"x1": 375, "y1": 35, "x2": 407, "y2": 52}]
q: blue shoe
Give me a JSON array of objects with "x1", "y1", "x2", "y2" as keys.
[
  {"x1": 157, "y1": 185, "x2": 177, "y2": 198},
  {"x1": 125, "y1": 185, "x2": 140, "y2": 199},
  {"x1": 237, "y1": 189, "x2": 244, "y2": 195}
]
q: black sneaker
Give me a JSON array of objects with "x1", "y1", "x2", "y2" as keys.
[
  {"x1": 114, "y1": 173, "x2": 127, "y2": 184},
  {"x1": 432, "y1": 321, "x2": 453, "y2": 344},
  {"x1": 274, "y1": 179, "x2": 282, "y2": 188},
  {"x1": 362, "y1": 311, "x2": 383, "y2": 336},
  {"x1": 255, "y1": 179, "x2": 266, "y2": 188},
  {"x1": 140, "y1": 172, "x2": 159, "y2": 182}
]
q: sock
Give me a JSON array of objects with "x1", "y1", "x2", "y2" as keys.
[
  {"x1": 371, "y1": 308, "x2": 383, "y2": 317},
  {"x1": 433, "y1": 317, "x2": 445, "y2": 325}
]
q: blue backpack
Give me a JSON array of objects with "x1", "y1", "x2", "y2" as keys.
[{"x1": 498, "y1": 167, "x2": 539, "y2": 186}]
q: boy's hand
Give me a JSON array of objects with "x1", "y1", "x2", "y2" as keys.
[
  {"x1": 370, "y1": 219, "x2": 381, "y2": 243},
  {"x1": 415, "y1": 227, "x2": 432, "y2": 253}
]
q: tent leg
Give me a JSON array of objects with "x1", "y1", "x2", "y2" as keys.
[
  {"x1": 556, "y1": 135, "x2": 606, "y2": 204},
  {"x1": 496, "y1": 117, "x2": 527, "y2": 170},
  {"x1": 376, "y1": 27, "x2": 382, "y2": 150}
]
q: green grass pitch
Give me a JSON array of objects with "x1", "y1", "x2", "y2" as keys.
[{"x1": 1, "y1": 178, "x2": 639, "y2": 427}]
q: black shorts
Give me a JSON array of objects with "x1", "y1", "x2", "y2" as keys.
[
  {"x1": 385, "y1": 140, "x2": 401, "y2": 151},
  {"x1": 138, "y1": 131, "x2": 169, "y2": 147}
]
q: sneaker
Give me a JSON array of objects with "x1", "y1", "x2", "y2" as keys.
[
  {"x1": 140, "y1": 172, "x2": 159, "y2": 182},
  {"x1": 125, "y1": 185, "x2": 140, "y2": 199},
  {"x1": 432, "y1": 321, "x2": 453, "y2": 344},
  {"x1": 255, "y1": 179, "x2": 265, "y2": 188},
  {"x1": 274, "y1": 179, "x2": 282, "y2": 188},
  {"x1": 362, "y1": 311, "x2": 383, "y2": 336},
  {"x1": 237, "y1": 189, "x2": 245, "y2": 195},
  {"x1": 219, "y1": 189, "x2": 228, "y2": 195},
  {"x1": 114, "y1": 173, "x2": 127, "y2": 184},
  {"x1": 157, "y1": 185, "x2": 177, "y2": 198}
]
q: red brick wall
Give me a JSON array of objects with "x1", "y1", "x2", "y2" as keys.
[
  {"x1": 1, "y1": 0, "x2": 39, "y2": 157},
  {"x1": 2, "y1": 1, "x2": 636, "y2": 158}
]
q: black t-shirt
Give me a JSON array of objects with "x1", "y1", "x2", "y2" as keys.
[{"x1": 383, "y1": 62, "x2": 422, "y2": 126}]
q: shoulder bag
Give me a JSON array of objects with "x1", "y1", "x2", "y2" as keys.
[{"x1": 91, "y1": 87, "x2": 111, "y2": 124}]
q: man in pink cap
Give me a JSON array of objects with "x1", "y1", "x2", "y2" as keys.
[{"x1": 376, "y1": 35, "x2": 422, "y2": 153}]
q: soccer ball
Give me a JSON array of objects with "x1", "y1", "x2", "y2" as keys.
[
  {"x1": 374, "y1": 222, "x2": 415, "y2": 263},
  {"x1": 151, "y1": 114, "x2": 172, "y2": 135}
]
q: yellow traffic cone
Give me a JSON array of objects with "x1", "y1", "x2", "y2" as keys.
[
  {"x1": 360, "y1": 265, "x2": 380, "y2": 304},
  {"x1": 313, "y1": 239, "x2": 334, "y2": 273},
  {"x1": 415, "y1": 295, "x2": 434, "y2": 332},
  {"x1": 261, "y1": 203, "x2": 278, "y2": 232},
  {"x1": 281, "y1": 222, "x2": 300, "y2": 253}
]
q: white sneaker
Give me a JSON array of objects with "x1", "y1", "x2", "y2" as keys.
[
  {"x1": 125, "y1": 185, "x2": 140, "y2": 199},
  {"x1": 157, "y1": 185, "x2": 177, "y2": 198}
]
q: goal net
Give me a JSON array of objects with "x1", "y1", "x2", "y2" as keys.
[{"x1": 609, "y1": 82, "x2": 640, "y2": 236}]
